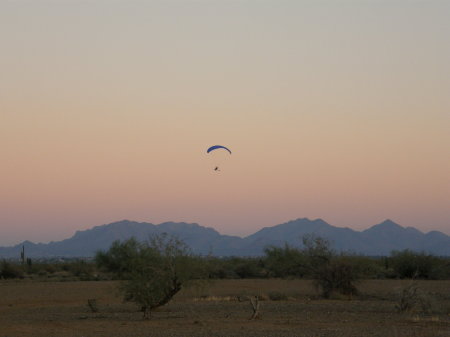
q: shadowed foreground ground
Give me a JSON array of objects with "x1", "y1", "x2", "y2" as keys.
[{"x1": 0, "y1": 279, "x2": 449, "y2": 337}]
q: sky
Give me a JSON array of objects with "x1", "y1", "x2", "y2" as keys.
[{"x1": 1, "y1": 0, "x2": 449, "y2": 246}]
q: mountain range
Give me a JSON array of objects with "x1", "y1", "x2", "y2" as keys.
[{"x1": 1, "y1": 218, "x2": 449, "y2": 258}]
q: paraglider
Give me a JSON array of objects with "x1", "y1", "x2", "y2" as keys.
[
  {"x1": 207, "y1": 145, "x2": 231, "y2": 172},
  {"x1": 206, "y1": 145, "x2": 232, "y2": 154}
]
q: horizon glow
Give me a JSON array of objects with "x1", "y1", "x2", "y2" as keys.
[{"x1": 1, "y1": 1, "x2": 449, "y2": 246}]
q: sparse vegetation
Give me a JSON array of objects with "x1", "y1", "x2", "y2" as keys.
[
  {"x1": 87, "y1": 298, "x2": 99, "y2": 313},
  {"x1": 262, "y1": 235, "x2": 362, "y2": 298},
  {"x1": 312, "y1": 258, "x2": 359, "y2": 298},
  {"x1": 389, "y1": 250, "x2": 450, "y2": 280},
  {"x1": 2, "y1": 242, "x2": 449, "y2": 283},
  {"x1": 302, "y1": 235, "x2": 360, "y2": 298},
  {"x1": 396, "y1": 280, "x2": 433, "y2": 314},
  {"x1": 0, "y1": 260, "x2": 24, "y2": 279},
  {"x1": 264, "y1": 244, "x2": 308, "y2": 278},
  {"x1": 96, "y1": 234, "x2": 205, "y2": 318},
  {"x1": 0, "y1": 259, "x2": 100, "y2": 281},
  {"x1": 1, "y1": 279, "x2": 450, "y2": 336}
]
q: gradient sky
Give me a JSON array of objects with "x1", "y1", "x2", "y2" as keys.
[{"x1": 1, "y1": 1, "x2": 449, "y2": 246}]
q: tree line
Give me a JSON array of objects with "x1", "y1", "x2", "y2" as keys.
[{"x1": 2, "y1": 235, "x2": 449, "y2": 282}]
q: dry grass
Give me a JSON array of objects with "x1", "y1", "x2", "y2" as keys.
[{"x1": 0, "y1": 279, "x2": 449, "y2": 337}]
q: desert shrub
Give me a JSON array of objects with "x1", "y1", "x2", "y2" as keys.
[
  {"x1": 313, "y1": 258, "x2": 359, "y2": 298},
  {"x1": 264, "y1": 244, "x2": 308, "y2": 278},
  {"x1": 396, "y1": 281, "x2": 432, "y2": 314},
  {"x1": 202, "y1": 257, "x2": 234, "y2": 279},
  {"x1": 203, "y1": 257, "x2": 265, "y2": 279},
  {"x1": 396, "y1": 281, "x2": 419, "y2": 312},
  {"x1": 302, "y1": 235, "x2": 360, "y2": 298},
  {"x1": 0, "y1": 260, "x2": 24, "y2": 279},
  {"x1": 234, "y1": 258, "x2": 265, "y2": 278},
  {"x1": 66, "y1": 260, "x2": 96, "y2": 280},
  {"x1": 96, "y1": 234, "x2": 203, "y2": 318},
  {"x1": 390, "y1": 250, "x2": 439, "y2": 279},
  {"x1": 342, "y1": 255, "x2": 386, "y2": 279},
  {"x1": 26, "y1": 262, "x2": 62, "y2": 277},
  {"x1": 262, "y1": 235, "x2": 361, "y2": 297},
  {"x1": 42, "y1": 263, "x2": 57, "y2": 274},
  {"x1": 87, "y1": 298, "x2": 99, "y2": 313},
  {"x1": 302, "y1": 235, "x2": 334, "y2": 265},
  {"x1": 428, "y1": 258, "x2": 450, "y2": 280}
]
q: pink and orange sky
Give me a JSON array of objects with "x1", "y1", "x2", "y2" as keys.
[{"x1": 1, "y1": 1, "x2": 449, "y2": 246}]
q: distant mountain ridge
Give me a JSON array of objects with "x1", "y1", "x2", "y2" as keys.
[{"x1": 1, "y1": 218, "x2": 449, "y2": 258}]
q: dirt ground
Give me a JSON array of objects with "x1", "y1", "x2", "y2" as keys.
[{"x1": 0, "y1": 279, "x2": 449, "y2": 337}]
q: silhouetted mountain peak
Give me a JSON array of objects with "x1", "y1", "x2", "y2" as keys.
[
  {"x1": 1, "y1": 218, "x2": 449, "y2": 258},
  {"x1": 366, "y1": 219, "x2": 403, "y2": 232},
  {"x1": 245, "y1": 218, "x2": 333, "y2": 244},
  {"x1": 159, "y1": 221, "x2": 200, "y2": 229},
  {"x1": 379, "y1": 219, "x2": 401, "y2": 227},
  {"x1": 279, "y1": 217, "x2": 330, "y2": 228},
  {"x1": 106, "y1": 219, "x2": 139, "y2": 227}
]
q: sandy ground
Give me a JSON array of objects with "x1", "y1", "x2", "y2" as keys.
[{"x1": 0, "y1": 279, "x2": 449, "y2": 337}]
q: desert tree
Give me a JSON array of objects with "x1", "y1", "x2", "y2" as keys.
[
  {"x1": 264, "y1": 243, "x2": 308, "y2": 278},
  {"x1": 96, "y1": 234, "x2": 202, "y2": 318},
  {"x1": 95, "y1": 238, "x2": 142, "y2": 279},
  {"x1": 262, "y1": 235, "x2": 359, "y2": 298},
  {"x1": 302, "y1": 234, "x2": 359, "y2": 298}
]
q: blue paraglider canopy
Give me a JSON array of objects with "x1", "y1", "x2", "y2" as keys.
[{"x1": 207, "y1": 145, "x2": 232, "y2": 154}]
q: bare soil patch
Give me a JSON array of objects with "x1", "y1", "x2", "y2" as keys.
[{"x1": 0, "y1": 279, "x2": 449, "y2": 337}]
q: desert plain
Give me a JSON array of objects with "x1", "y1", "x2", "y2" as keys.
[{"x1": 1, "y1": 279, "x2": 449, "y2": 337}]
